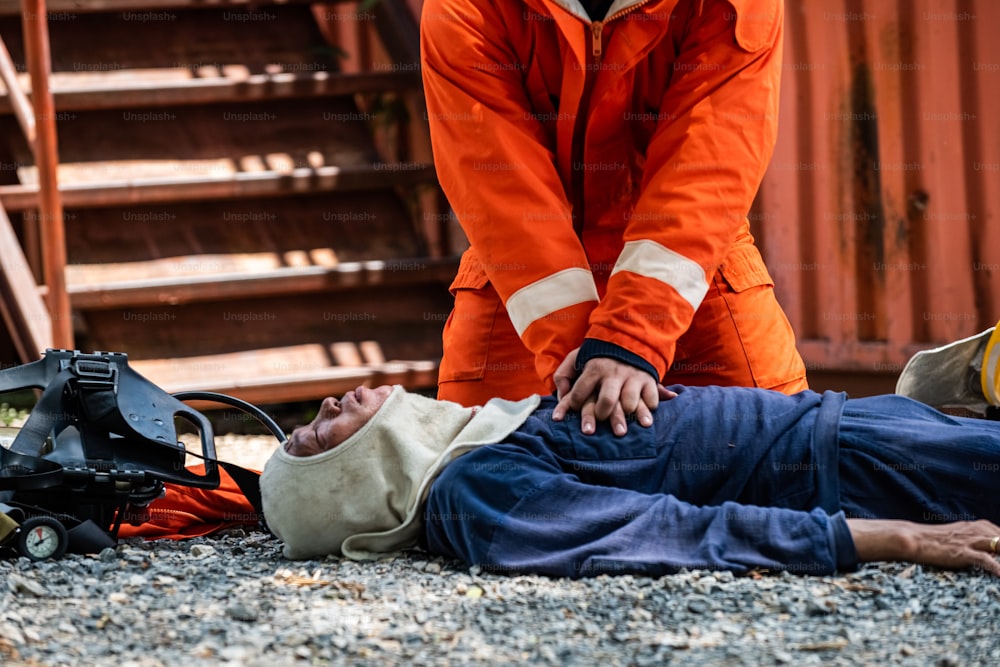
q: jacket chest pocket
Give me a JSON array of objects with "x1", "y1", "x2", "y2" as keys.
[{"x1": 546, "y1": 414, "x2": 658, "y2": 461}]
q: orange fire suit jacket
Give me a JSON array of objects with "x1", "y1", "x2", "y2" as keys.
[{"x1": 421, "y1": 0, "x2": 804, "y2": 400}]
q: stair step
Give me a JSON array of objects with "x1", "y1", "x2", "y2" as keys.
[
  {"x1": 0, "y1": 163, "x2": 437, "y2": 210},
  {"x1": 67, "y1": 257, "x2": 460, "y2": 309},
  {"x1": 0, "y1": 5, "x2": 343, "y2": 83},
  {"x1": 130, "y1": 344, "x2": 440, "y2": 406},
  {"x1": 0, "y1": 0, "x2": 327, "y2": 17},
  {"x1": 76, "y1": 277, "x2": 453, "y2": 358},
  {"x1": 0, "y1": 71, "x2": 421, "y2": 113}
]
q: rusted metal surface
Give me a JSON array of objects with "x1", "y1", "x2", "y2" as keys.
[
  {"x1": 20, "y1": 0, "x2": 72, "y2": 350},
  {"x1": 756, "y1": 0, "x2": 1000, "y2": 390}
]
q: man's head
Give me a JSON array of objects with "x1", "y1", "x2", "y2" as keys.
[
  {"x1": 259, "y1": 385, "x2": 478, "y2": 559},
  {"x1": 283, "y1": 385, "x2": 393, "y2": 457}
]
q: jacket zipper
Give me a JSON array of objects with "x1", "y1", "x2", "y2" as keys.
[
  {"x1": 591, "y1": 21, "x2": 604, "y2": 59},
  {"x1": 589, "y1": 0, "x2": 652, "y2": 62},
  {"x1": 576, "y1": 0, "x2": 652, "y2": 237}
]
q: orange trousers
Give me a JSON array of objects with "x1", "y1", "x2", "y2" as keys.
[{"x1": 437, "y1": 272, "x2": 808, "y2": 407}]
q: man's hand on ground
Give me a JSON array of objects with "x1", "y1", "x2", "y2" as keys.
[
  {"x1": 847, "y1": 518, "x2": 1000, "y2": 576},
  {"x1": 552, "y1": 353, "x2": 673, "y2": 436}
]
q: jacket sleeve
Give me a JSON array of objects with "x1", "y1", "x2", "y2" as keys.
[
  {"x1": 420, "y1": 0, "x2": 597, "y2": 386},
  {"x1": 582, "y1": 0, "x2": 785, "y2": 378}
]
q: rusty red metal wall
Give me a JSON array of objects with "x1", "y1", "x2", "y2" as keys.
[{"x1": 756, "y1": 0, "x2": 1000, "y2": 391}]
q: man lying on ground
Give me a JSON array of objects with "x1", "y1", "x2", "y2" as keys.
[{"x1": 260, "y1": 325, "x2": 1000, "y2": 578}]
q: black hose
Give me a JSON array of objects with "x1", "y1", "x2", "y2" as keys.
[{"x1": 171, "y1": 391, "x2": 286, "y2": 443}]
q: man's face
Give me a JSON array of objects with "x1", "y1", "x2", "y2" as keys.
[{"x1": 284, "y1": 385, "x2": 394, "y2": 457}]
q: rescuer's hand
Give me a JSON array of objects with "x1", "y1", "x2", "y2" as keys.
[{"x1": 553, "y1": 352, "x2": 674, "y2": 437}]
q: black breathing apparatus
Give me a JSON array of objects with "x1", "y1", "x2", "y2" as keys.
[{"x1": 0, "y1": 349, "x2": 283, "y2": 560}]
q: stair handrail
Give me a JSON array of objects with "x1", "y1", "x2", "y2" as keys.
[{"x1": 0, "y1": 0, "x2": 71, "y2": 353}]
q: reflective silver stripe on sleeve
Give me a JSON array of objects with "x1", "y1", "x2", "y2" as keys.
[
  {"x1": 506, "y1": 268, "x2": 599, "y2": 336},
  {"x1": 611, "y1": 240, "x2": 709, "y2": 311}
]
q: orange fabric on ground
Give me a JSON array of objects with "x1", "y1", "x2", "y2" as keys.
[
  {"x1": 423, "y1": 0, "x2": 807, "y2": 404},
  {"x1": 117, "y1": 465, "x2": 260, "y2": 540}
]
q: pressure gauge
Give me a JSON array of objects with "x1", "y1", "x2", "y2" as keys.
[{"x1": 17, "y1": 516, "x2": 69, "y2": 561}]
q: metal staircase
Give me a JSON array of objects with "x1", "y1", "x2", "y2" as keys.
[{"x1": 0, "y1": 0, "x2": 460, "y2": 405}]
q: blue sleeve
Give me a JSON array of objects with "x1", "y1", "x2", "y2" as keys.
[{"x1": 425, "y1": 445, "x2": 858, "y2": 578}]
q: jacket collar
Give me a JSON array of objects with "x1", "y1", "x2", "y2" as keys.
[{"x1": 544, "y1": 0, "x2": 682, "y2": 23}]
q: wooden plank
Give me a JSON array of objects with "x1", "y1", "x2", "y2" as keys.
[
  {"x1": 67, "y1": 257, "x2": 461, "y2": 309},
  {"x1": 0, "y1": 34, "x2": 35, "y2": 144},
  {"x1": 0, "y1": 163, "x2": 438, "y2": 210},
  {"x1": 60, "y1": 191, "x2": 427, "y2": 267},
  {"x1": 0, "y1": 71, "x2": 421, "y2": 113},
  {"x1": 133, "y1": 351, "x2": 441, "y2": 406},
  {"x1": 0, "y1": 0, "x2": 327, "y2": 16},
  {"x1": 0, "y1": 205, "x2": 52, "y2": 360},
  {"x1": 75, "y1": 282, "x2": 453, "y2": 360}
]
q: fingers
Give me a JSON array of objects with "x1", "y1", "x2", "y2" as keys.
[
  {"x1": 658, "y1": 385, "x2": 678, "y2": 401},
  {"x1": 554, "y1": 375, "x2": 571, "y2": 402},
  {"x1": 634, "y1": 400, "x2": 654, "y2": 429},
  {"x1": 967, "y1": 522, "x2": 1000, "y2": 576},
  {"x1": 971, "y1": 552, "x2": 1000, "y2": 577},
  {"x1": 599, "y1": 374, "x2": 658, "y2": 434},
  {"x1": 904, "y1": 520, "x2": 1000, "y2": 576},
  {"x1": 593, "y1": 376, "x2": 624, "y2": 422},
  {"x1": 552, "y1": 372, "x2": 599, "y2": 422},
  {"x1": 553, "y1": 348, "x2": 580, "y2": 402},
  {"x1": 554, "y1": 359, "x2": 663, "y2": 436},
  {"x1": 639, "y1": 382, "x2": 660, "y2": 425},
  {"x1": 609, "y1": 402, "x2": 628, "y2": 437}
]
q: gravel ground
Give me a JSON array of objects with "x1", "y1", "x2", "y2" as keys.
[
  {"x1": 2, "y1": 436, "x2": 1000, "y2": 666},
  {"x1": 2, "y1": 536, "x2": 1000, "y2": 666}
]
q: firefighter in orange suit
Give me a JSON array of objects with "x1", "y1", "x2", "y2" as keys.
[{"x1": 420, "y1": 0, "x2": 807, "y2": 433}]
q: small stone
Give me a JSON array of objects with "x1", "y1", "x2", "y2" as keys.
[
  {"x1": 98, "y1": 548, "x2": 117, "y2": 563},
  {"x1": 424, "y1": 562, "x2": 442, "y2": 574},
  {"x1": 219, "y1": 645, "x2": 254, "y2": 661},
  {"x1": 806, "y1": 599, "x2": 833, "y2": 616},
  {"x1": 900, "y1": 644, "x2": 917, "y2": 656},
  {"x1": 282, "y1": 632, "x2": 309, "y2": 647},
  {"x1": 190, "y1": 544, "x2": 216, "y2": 558},
  {"x1": 227, "y1": 603, "x2": 259, "y2": 623},
  {"x1": 0, "y1": 622, "x2": 25, "y2": 645},
  {"x1": 9, "y1": 574, "x2": 48, "y2": 597},
  {"x1": 686, "y1": 596, "x2": 710, "y2": 614}
]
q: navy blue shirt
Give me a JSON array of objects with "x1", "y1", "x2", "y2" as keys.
[{"x1": 424, "y1": 385, "x2": 857, "y2": 578}]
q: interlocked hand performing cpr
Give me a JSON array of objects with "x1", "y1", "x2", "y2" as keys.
[{"x1": 552, "y1": 348, "x2": 677, "y2": 436}]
